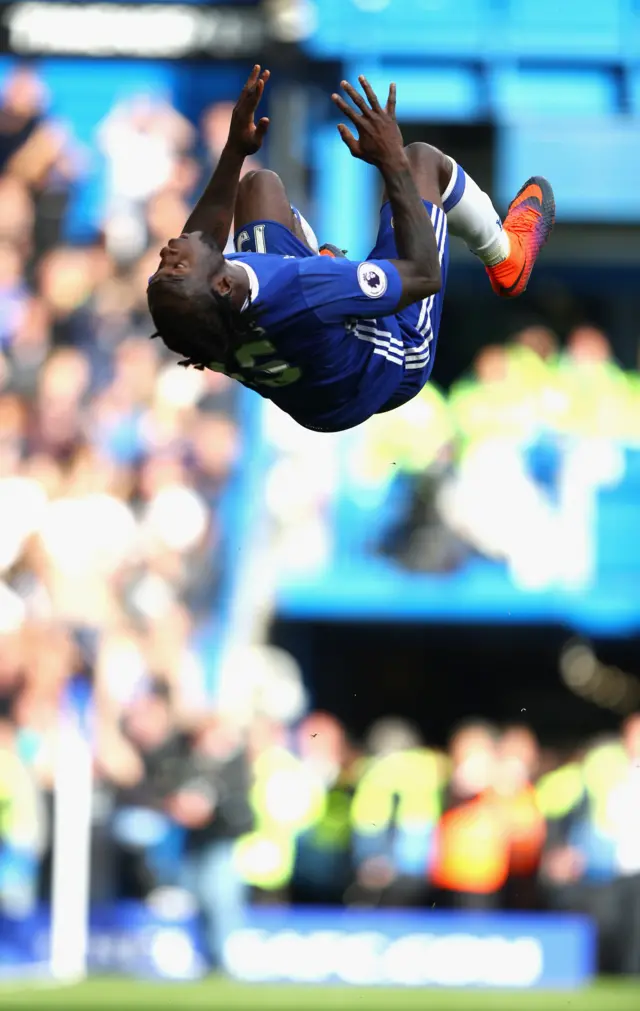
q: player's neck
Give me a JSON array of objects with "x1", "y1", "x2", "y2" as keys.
[{"x1": 222, "y1": 261, "x2": 252, "y2": 310}]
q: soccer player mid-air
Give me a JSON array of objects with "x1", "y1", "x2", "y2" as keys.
[{"x1": 148, "y1": 66, "x2": 555, "y2": 433}]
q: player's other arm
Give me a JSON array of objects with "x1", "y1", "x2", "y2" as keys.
[
  {"x1": 332, "y1": 78, "x2": 441, "y2": 311},
  {"x1": 182, "y1": 65, "x2": 270, "y2": 247}
]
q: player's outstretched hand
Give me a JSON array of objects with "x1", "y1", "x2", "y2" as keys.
[
  {"x1": 332, "y1": 77, "x2": 404, "y2": 168},
  {"x1": 228, "y1": 65, "x2": 270, "y2": 157}
]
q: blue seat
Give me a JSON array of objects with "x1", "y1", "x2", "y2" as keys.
[
  {"x1": 335, "y1": 474, "x2": 412, "y2": 561},
  {"x1": 596, "y1": 494, "x2": 640, "y2": 570},
  {"x1": 620, "y1": 0, "x2": 640, "y2": 62},
  {"x1": 505, "y1": 0, "x2": 622, "y2": 58},
  {"x1": 498, "y1": 120, "x2": 640, "y2": 222},
  {"x1": 306, "y1": 0, "x2": 483, "y2": 58},
  {"x1": 308, "y1": 0, "x2": 624, "y2": 60},
  {"x1": 360, "y1": 65, "x2": 482, "y2": 122},
  {"x1": 492, "y1": 68, "x2": 619, "y2": 119},
  {"x1": 622, "y1": 448, "x2": 640, "y2": 484}
]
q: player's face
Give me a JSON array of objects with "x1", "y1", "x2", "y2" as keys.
[{"x1": 149, "y1": 230, "x2": 223, "y2": 286}]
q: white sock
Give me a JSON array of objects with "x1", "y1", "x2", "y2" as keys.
[
  {"x1": 291, "y1": 206, "x2": 319, "y2": 253},
  {"x1": 442, "y1": 157, "x2": 510, "y2": 267}
]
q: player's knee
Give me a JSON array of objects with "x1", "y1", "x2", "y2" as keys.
[
  {"x1": 404, "y1": 141, "x2": 443, "y2": 165},
  {"x1": 236, "y1": 168, "x2": 297, "y2": 234},
  {"x1": 238, "y1": 169, "x2": 260, "y2": 190},
  {"x1": 404, "y1": 142, "x2": 451, "y2": 193},
  {"x1": 238, "y1": 168, "x2": 285, "y2": 200}
]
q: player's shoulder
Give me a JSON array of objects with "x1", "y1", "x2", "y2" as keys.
[
  {"x1": 297, "y1": 254, "x2": 394, "y2": 295},
  {"x1": 225, "y1": 251, "x2": 301, "y2": 296}
]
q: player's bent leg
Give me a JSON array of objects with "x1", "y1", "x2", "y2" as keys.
[
  {"x1": 234, "y1": 169, "x2": 315, "y2": 250},
  {"x1": 368, "y1": 144, "x2": 450, "y2": 419},
  {"x1": 382, "y1": 142, "x2": 452, "y2": 208},
  {"x1": 371, "y1": 142, "x2": 449, "y2": 265},
  {"x1": 440, "y1": 156, "x2": 555, "y2": 298}
]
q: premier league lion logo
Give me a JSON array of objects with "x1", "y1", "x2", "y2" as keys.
[
  {"x1": 363, "y1": 270, "x2": 381, "y2": 290},
  {"x1": 357, "y1": 262, "x2": 388, "y2": 298}
]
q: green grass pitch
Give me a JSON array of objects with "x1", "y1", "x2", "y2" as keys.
[{"x1": 0, "y1": 977, "x2": 639, "y2": 1011}]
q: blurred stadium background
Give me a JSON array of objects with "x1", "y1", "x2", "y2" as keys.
[{"x1": 1, "y1": 0, "x2": 640, "y2": 1007}]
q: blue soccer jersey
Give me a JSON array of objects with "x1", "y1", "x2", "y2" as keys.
[{"x1": 219, "y1": 204, "x2": 449, "y2": 432}]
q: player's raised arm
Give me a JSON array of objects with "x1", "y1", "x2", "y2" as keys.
[
  {"x1": 182, "y1": 65, "x2": 270, "y2": 247},
  {"x1": 332, "y1": 77, "x2": 441, "y2": 309}
]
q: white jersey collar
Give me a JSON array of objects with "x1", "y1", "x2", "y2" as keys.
[{"x1": 229, "y1": 258, "x2": 260, "y2": 312}]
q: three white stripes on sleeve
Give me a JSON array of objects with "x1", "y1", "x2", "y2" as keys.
[{"x1": 353, "y1": 204, "x2": 447, "y2": 369}]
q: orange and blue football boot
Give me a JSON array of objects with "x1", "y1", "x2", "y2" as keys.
[
  {"x1": 486, "y1": 176, "x2": 555, "y2": 298},
  {"x1": 319, "y1": 243, "x2": 347, "y2": 258}
]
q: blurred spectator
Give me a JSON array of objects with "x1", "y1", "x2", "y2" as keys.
[
  {"x1": 431, "y1": 721, "x2": 510, "y2": 909},
  {"x1": 0, "y1": 67, "x2": 49, "y2": 171},
  {"x1": 442, "y1": 346, "x2": 562, "y2": 589},
  {"x1": 0, "y1": 241, "x2": 30, "y2": 352},
  {"x1": 37, "y1": 247, "x2": 99, "y2": 349},
  {"x1": 0, "y1": 177, "x2": 35, "y2": 258},
  {"x1": 493, "y1": 725, "x2": 546, "y2": 909},
  {"x1": 553, "y1": 326, "x2": 630, "y2": 440},
  {"x1": 350, "y1": 718, "x2": 444, "y2": 908},
  {"x1": 98, "y1": 94, "x2": 194, "y2": 262},
  {"x1": 0, "y1": 66, "x2": 83, "y2": 256},
  {"x1": 107, "y1": 682, "x2": 185, "y2": 897},
  {"x1": 234, "y1": 711, "x2": 325, "y2": 898},
  {"x1": 188, "y1": 410, "x2": 240, "y2": 504},
  {"x1": 200, "y1": 101, "x2": 262, "y2": 182},
  {"x1": 8, "y1": 296, "x2": 51, "y2": 393},
  {"x1": 551, "y1": 327, "x2": 629, "y2": 587},
  {"x1": 0, "y1": 717, "x2": 46, "y2": 916},
  {"x1": 165, "y1": 154, "x2": 200, "y2": 201},
  {"x1": 0, "y1": 633, "x2": 25, "y2": 718},
  {"x1": 145, "y1": 190, "x2": 190, "y2": 253},
  {"x1": 513, "y1": 324, "x2": 559, "y2": 363},
  {"x1": 167, "y1": 715, "x2": 253, "y2": 968},
  {"x1": 291, "y1": 712, "x2": 358, "y2": 905},
  {"x1": 434, "y1": 345, "x2": 562, "y2": 590},
  {"x1": 537, "y1": 729, "x2": 636, "y2": 972},
  {"x1": 606, "y1": 713, "x2": 640, "y2": 973}
]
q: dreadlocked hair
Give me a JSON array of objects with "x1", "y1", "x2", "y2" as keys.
[{"x1": 147, "y1": 274, "x2": 261, "y2": 372}]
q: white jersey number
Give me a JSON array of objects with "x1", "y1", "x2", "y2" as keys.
[
  {"x1": 208, "y1": 338, "x2": 301, "y2": 388},
  {"x1": 227, "y1": 228, "x2": 300, "y2": 386},
  {"x1": 235, "y1": 225, "x2": 267, "y2": 254}
]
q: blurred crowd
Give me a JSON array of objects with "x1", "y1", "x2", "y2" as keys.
[
  {"x1": 361, "y1": 323, "x2": 640, "y2": 588},
  {"x1": 0, "y1": 62, "x2": 252, "y2": 961},
  {"x1": 5, "y1": 647, "x2": 640, "y2": 974},
  {"x1": 263, "y1": 320, "x2": 640, "y2": 590}
]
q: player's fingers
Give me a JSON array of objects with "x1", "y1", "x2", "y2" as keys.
[
  {"x1": 332, "y1": 93, "x2": 361, "y2": 126},
  {"x1": 337, "y1": 123, "x2": 359, "y2": 156},
  {"x1": 244, "y1": 65, "x2": 260, "y2": 91},
  {"x1": 358, "y1": 76, "x2": 382, "y2": 112},
  {"x1": 248, "y1": 73, "x2": 268, "y2": 109},
  {"x1": 260, "y1": 69, "x2": 271, "y2": 85},
  {"x1": 386, "y1": 82, "x2": 397, "y2": 118},
  {"x1": 341, "y1": 80, "x2": 369, "y2": 115},
  {"x1": 255, "y1": 117, "x2": 270, "y2": 143}
]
